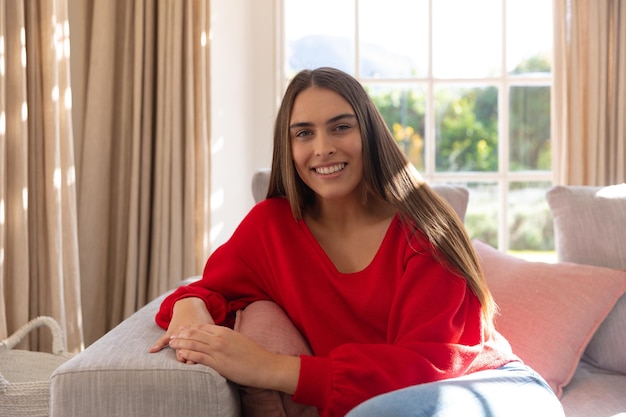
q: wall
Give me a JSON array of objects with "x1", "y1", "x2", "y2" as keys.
[{"x1": 210, "y1": 0, "x2": 277, "y2": 250}]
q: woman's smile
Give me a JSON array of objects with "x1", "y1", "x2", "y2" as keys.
[{"x1": 313, "y1": 163, "x2": 347, "y2": 175}]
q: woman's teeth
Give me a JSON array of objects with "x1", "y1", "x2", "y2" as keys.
[{"x1": 315, "y1": 163, "x2": 346, "y2": 175}]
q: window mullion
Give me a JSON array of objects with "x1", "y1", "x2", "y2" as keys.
[
  {"x1": 499, "y1": 0, "x2": 509, "y2": 253},
  {"x1": 354, "y1": 0, "x2": 360, "y2": 79},
  {"x1": 499, "y1": 83, "x2": 510, "y2": 253},
  {"x1": 425, "y1": 0, "x2": 436, "y2": 180}
]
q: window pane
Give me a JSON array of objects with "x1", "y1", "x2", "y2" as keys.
[
  {"x1": 435, "y1": 85, "x2": 498, "y2": 172},
  {"x1": 507, "y1": 0, "x2": 553, "y2": 75},
  {"x1": 464, "y1": 182, "x2": 499, "y2": 247},
  {"x1": 508, "y1": 181, "x2": 554, "y2": 257},
  {"x1": 367, "y1": 85, "x2": 426, "y2": 171},
  {"x1": 359, "y1": 0, "x2": 429, "y2": 78},
  {"x1": 432, "y1": 0, "x2": 502, "y2": 78},
  {"x1": 284, "y1": 0, "x2": 356, "y2": 76},
  {"x1": 509, "y1": 86, "x2": 551, "y2": 171}
]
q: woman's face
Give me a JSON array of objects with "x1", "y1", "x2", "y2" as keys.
[{"x1": 289, "y1": 87, "x2": 364, "y2": 204}]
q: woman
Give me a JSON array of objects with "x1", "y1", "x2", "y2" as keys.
[{"x1": 150, "y1": 67, "x2": 563, "y2": 417}]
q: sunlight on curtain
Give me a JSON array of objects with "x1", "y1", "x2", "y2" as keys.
[
  {"x1": 553, "y1": 0, "x2": 626, "y2": 185},
  {"x1": 0, "y1": 0, "x2": 83, "y2": 352},
  {"x1": 74, "y1": 0, "x2": 210, "y2": 346}
]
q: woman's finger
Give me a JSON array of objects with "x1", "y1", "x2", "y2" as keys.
[{"x1": 149, "y1": 334, "x2": 171, "y2": 353}]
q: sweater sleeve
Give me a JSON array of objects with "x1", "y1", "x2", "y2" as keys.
[
  {"x1": 155, "y1": 206, "x2": 273, "y2": 330},
  {"x1": 292, "y1": 248, "x2": 486, "y2": 417}
]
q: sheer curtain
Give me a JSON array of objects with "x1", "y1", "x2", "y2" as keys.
[
  {"x1": 0, "y1": 0, "x2": 83, "y2": 351},
  {"x1": 553, "y1": 0, "x2": 626, "y2": 185},
  {"x1": 71, "y1": 0, "x2": 211, "y2": 346}
]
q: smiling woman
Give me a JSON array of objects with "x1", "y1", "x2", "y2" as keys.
[{"x1": 151, "y1": 67, "x2": 564, "y2": 417}]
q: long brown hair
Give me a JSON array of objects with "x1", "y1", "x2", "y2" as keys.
[{"x1": 267, "y1": 67, "x2": 496, "y2": 331}]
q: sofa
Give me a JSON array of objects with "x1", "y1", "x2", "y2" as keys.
[{"x1": 50, "y1": 172, "x2": 626, "y2": 417}]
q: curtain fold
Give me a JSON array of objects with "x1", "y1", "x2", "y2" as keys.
[
  {"x1": 553, "y1": 0, "x2": 626, "y2": 185},
  {"x1": 0, "y1": 0, "x2": 83, "y2": 352},
  {"x1": 75, "y1": 0, "x2": 211, "y2": 346}
]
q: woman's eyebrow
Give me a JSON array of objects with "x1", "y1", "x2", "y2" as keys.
[
  {"x1": 289, "y1": 121, "x2": 312, "y2": 130},
  {"x1": 289, "y1": 113, "x2": 356, "y2": 130},
  {"x1": 327, "y1": 113, "x2": 356, "y2": 124}
]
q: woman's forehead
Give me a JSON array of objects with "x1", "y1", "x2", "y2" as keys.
[{"x1": 290, "y1": 87, "x2": 354, "y2": 123}]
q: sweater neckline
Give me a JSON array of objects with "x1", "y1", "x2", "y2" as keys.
[{"x1": 297, "y1": 214, "x2": 400, "y2": 276}]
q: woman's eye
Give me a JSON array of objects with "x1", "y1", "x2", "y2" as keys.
[
  {"x1": 334, "y1": 124, "x2": 350, "y2": 132},
  {"x1": 295, "y1": 130, "x2": 312, "y2": 138}
]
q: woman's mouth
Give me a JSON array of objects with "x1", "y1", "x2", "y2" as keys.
[{"x1": 314, "y1": 163, "x2": 346, "y2": 175}]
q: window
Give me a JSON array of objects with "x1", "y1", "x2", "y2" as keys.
[{"x1": 281, "y1": 0, "x2": 554, "y2": 259}]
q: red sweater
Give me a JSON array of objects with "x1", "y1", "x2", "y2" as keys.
[{"x1": 156, "y1": 197, "x2": 518, "y2": 417}]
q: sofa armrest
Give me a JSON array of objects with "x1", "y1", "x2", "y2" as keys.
[{"x1": 50, "y1": 292, "x2": 240, "y2": 417}]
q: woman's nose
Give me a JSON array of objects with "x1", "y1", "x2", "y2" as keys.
[{"x1": 314, "y1": 133, "x2": 335, "y2": 156}]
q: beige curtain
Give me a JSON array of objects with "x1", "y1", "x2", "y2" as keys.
[
  {"x1": 72, "y1": 0, "x2": 211, "y2": 346},
  {"x1": 553, "y1": 0, "x2": 626, "y2": 185},
  {"x1": 0, "y1": 0, "x2": 83, "y2": 351}
]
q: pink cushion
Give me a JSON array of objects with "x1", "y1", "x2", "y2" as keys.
[
  {"x1": 474, "y1": 239, "x2": 626, "y2": 397},
  {"x1": 234, "y1": 301, "x2": 319, "y2": 417}
]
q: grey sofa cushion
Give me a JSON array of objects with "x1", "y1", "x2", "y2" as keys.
[
  {"x1": 546, "y1": 184, "x2": 626, "y2": 269},
  {"x1": 50, "y1": 291, "x2": 240, "y2": 417},
  {"x1": 430, "y1": 183, "x2": 470, "y2": 221},
  {"x1": 252, "y1": 169, "x2": 470, "y2": 221},
  {"x1": 560, "y1": 360, "x2": 626, "y2": 417},
  {"x1": 546, "y1": 184, "x2": 626, "y2": 375}
]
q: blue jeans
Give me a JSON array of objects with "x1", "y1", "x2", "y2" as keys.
[{"x1": 345, "y1": 362, "x2": 565, "y2": 417}]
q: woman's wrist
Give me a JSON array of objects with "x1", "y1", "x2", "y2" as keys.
[
  {"x1": 173, "y1": 297, "x2": 215, "y2": 324},
  {"x1": 268, "y1": 354, "x2": 301, "y2": 394}
]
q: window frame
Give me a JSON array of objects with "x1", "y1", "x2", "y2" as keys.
[{"x1": 276, "y1": 0, "x2": 553, "y2": 253}]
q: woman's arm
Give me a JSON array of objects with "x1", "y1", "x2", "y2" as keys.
[
  {"x1": 168, "y1": 323, "x2": 301, "y2": 394},
  {"x1": 150, "y1": 201, "x2": 285, "y2": 358},
  {"x1": 153, "y1": 201, "x2": 285, "y2": 332}
]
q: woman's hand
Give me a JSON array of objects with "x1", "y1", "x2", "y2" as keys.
[
  {"x1": 149, "y1": 297, "x2": 214, "y2": 364},
  {"x1": 168, "y1": 324, "x2": 301, "y2": 394}
]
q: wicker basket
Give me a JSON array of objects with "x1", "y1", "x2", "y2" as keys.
[{"x1": 0, "y1": 316, "x2": 74, "y2": 417}]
